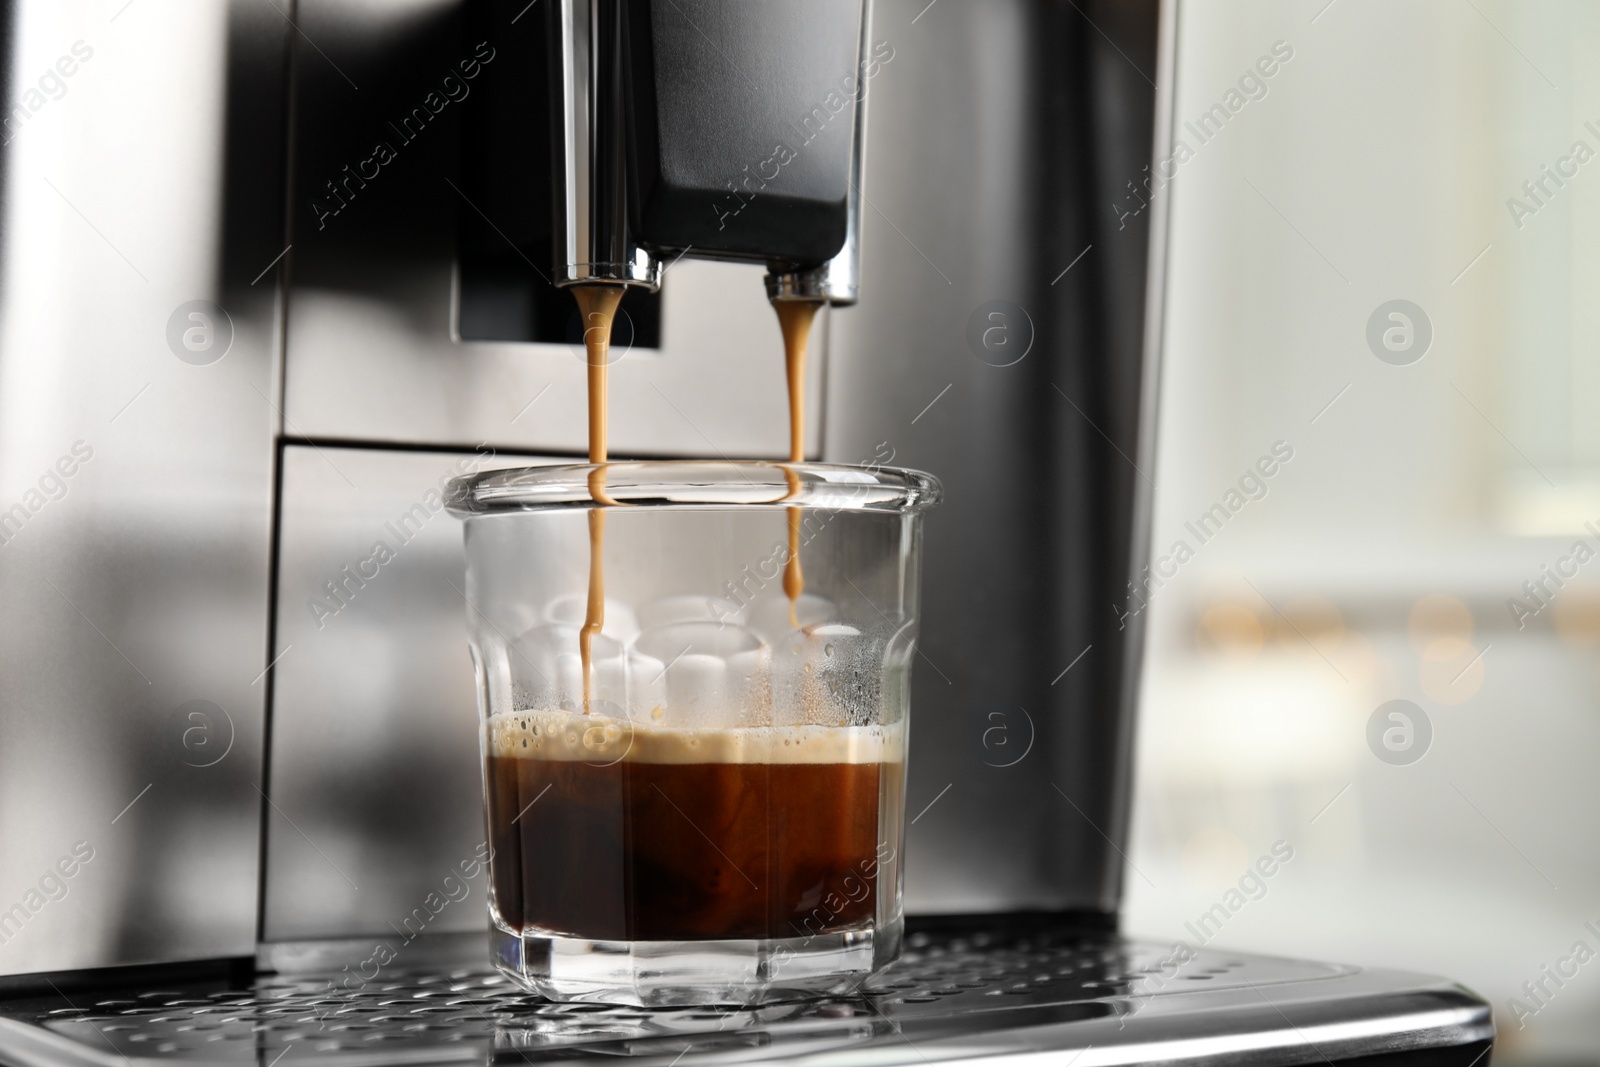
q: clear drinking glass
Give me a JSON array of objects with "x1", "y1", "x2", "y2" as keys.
[{"x1": 445, "y1": 460, "x2": 940, "y2": 1006}]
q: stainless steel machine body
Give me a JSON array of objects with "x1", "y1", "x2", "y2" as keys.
[{"x1": 0, "y1": 0, "x2": 1493, "y2": 1063}]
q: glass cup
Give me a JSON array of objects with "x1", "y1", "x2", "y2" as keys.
[{"x1": 445, "y1": 460, "x2": 940, "y2": 1006}]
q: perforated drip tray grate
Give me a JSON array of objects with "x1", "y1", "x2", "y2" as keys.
[{"x1": 0, "y1": 925, "x2": 1494, "y2": 1067}]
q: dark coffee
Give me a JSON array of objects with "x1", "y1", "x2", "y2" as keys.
[{"x1": 485, "y1": 712, "x2": 899, "y2": 941}]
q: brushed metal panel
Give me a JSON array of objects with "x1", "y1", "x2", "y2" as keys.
[
  {"x1": 281, "y1": 0, "x2": 824, "y2": 459},
  {"x1": 264, "y1": 446, "x2": 546, "y2": 942},
  {"x1": 823, "y1": 0, "x2": 1160, "y2": 914},
  {"x1": 286, "y1": 261, "x2": 826, "y2": 459},
  {"x1": 0, "y1": 0, "x2": 284, "y2": 974},
  {"x1": 823, "y1": 0, "x2": 1050, "y2": 916}
]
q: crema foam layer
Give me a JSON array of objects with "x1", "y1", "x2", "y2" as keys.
[{"x1": 488, "y1": 709, "x2": 903, "y2": 765}]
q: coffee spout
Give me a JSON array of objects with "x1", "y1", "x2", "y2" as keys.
[
  {"x1": 551, "y1": 0, "x2": 660, "y2": 290},
  {"x1": 550, "y1": 0, "x2": 871, "y2": 300}
]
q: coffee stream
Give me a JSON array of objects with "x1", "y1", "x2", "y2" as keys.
[
  {"x1": 773, "y1": 299, "x2": 824, "y2": 627},
  {"x1": 572, "y1": 284, "x2": 624, "y2": 714},
  {"x1": 572, "y1": 284, "x2": 824, "y2": 705}
]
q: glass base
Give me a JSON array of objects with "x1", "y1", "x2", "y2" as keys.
[{"x1": 490, "y1": 918, "x2": 902, "y2": 1007}]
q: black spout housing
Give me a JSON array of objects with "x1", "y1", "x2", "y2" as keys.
[{"x1": 623, "y1": 0, "x2": 867, "y2": 267}]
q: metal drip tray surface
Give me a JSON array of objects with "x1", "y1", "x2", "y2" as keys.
[{"x1": 0, "y1": 928, "x2": 1493, "y2": 1067}]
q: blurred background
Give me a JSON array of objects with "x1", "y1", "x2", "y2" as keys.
[{"x1": 1125, "y1": 0, "x2": 1600, "y2": 1061}]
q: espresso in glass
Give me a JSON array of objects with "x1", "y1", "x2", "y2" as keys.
[
  {"x1": 448, "y1": 461, "x2": 938, "y2": 1006},
  {"x1": 485, "y1": 711, "x2": 901, "y2": 942}
]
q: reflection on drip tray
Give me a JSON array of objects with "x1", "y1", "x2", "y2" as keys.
[{"x1": 0, "y1": 924, "x2": 1490, "y2": 1067}]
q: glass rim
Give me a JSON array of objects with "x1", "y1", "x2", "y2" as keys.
[{"x1": 445, "y1": 460, "x2": 942, "y2": 516}]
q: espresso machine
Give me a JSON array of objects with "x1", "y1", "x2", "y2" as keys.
[{"x1": 0, "y1": 0, "x2": 1491, "y2": 1064}]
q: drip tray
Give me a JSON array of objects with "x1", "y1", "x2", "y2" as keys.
[{"x1": 0, "y1": 925, "x2": 1492, "y2": 1067}]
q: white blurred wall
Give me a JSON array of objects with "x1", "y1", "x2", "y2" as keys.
[{"x1": 1126, "y1": 1, "x2": 1600, "y2": 1062}]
